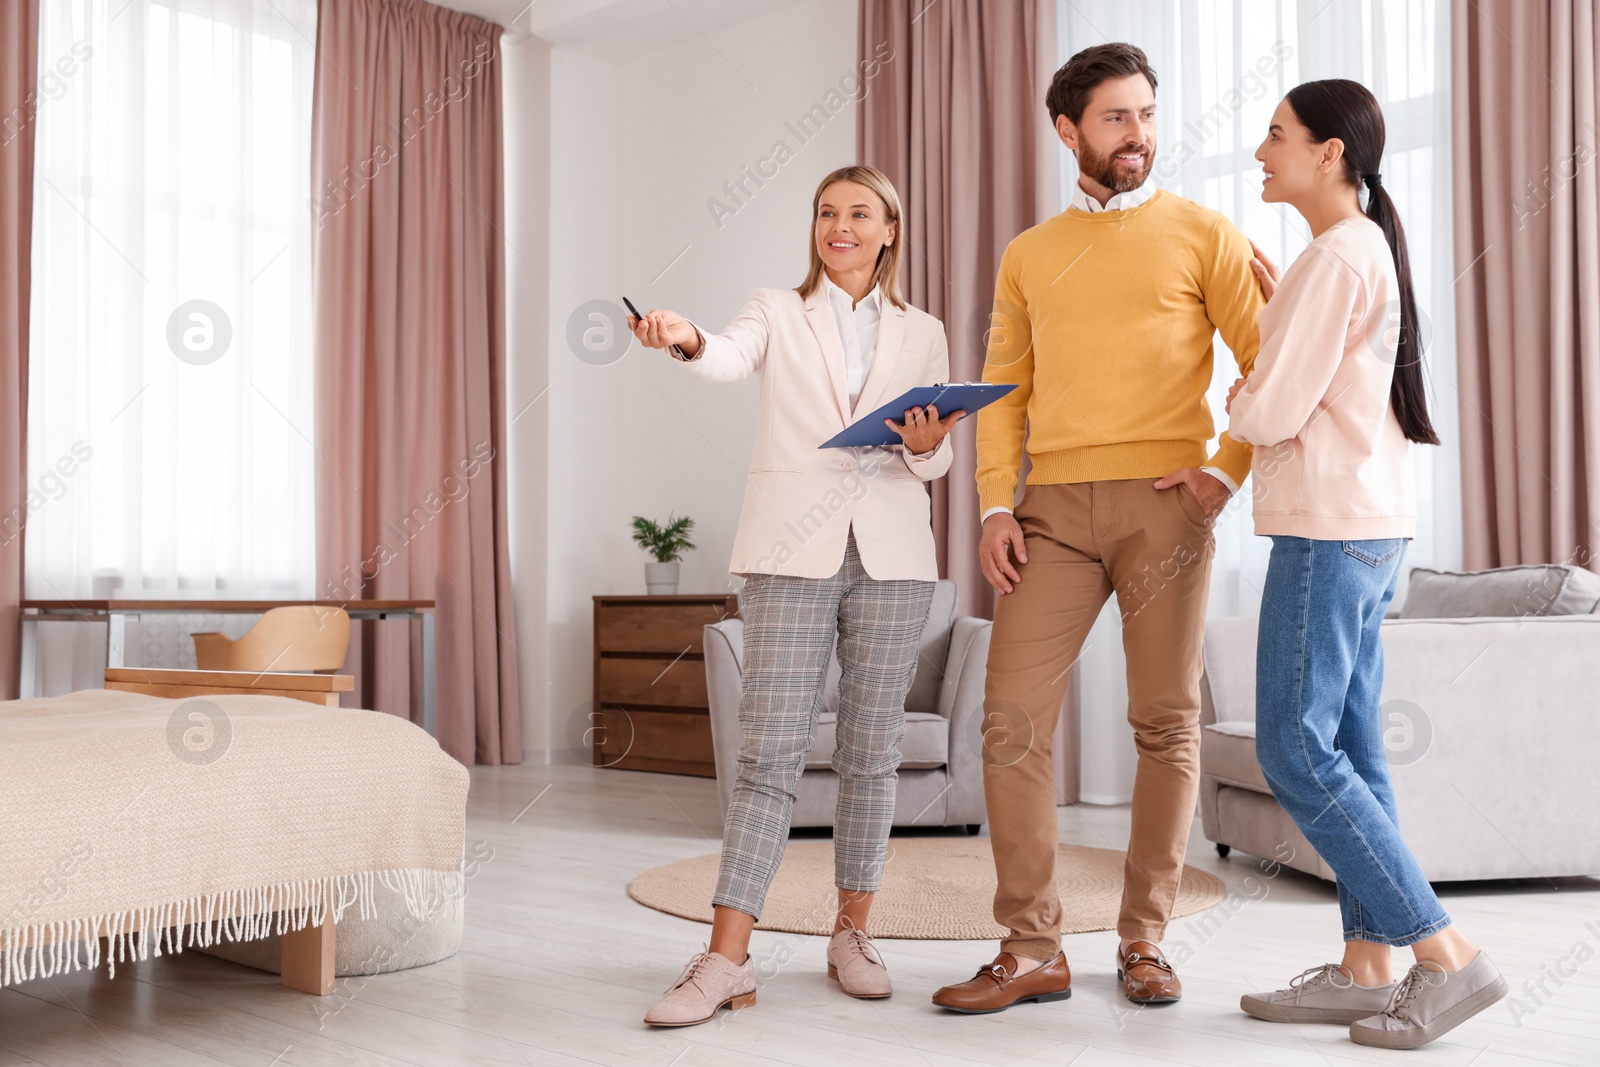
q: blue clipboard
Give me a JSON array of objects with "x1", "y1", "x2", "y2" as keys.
[{"x1": 819, "y1": 382, "x2": 1019, "y2": 448}]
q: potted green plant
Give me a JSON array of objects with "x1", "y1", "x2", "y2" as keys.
[{"x1": 631, "y1": 513, "x2": 696, "y2": 595}]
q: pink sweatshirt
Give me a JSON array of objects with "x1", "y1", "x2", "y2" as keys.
[{"x1": 1228, "y1": 215, "x2": 1416, "y2": 540}]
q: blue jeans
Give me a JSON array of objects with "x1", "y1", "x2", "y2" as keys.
[{"x1": 1255, "y1": 535, "x2": 1451, "y2": 946}]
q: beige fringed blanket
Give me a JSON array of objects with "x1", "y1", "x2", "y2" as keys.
[{"x1": 0, "y1": 689, "x2": 470, "y2": 986}]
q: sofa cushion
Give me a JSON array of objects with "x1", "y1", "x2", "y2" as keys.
[
  {"x1": 1201, "y1": 721, "x2": 1271, "y2": 794},
  {"x1": 805, "y1": 711, "x2": 948, "y2": 770},
  {"x1": 1399, "y1": 564, "x2": 1600, "y2": 619}
]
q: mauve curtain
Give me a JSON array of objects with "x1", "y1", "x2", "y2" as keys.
[
  {"x1": 1454, "y1": 0, "x2": 1600, "y2": 570},
  {"x1": 311, "y1": 0, "x2": 521, "y2": 764},
  {"x1": 0, "y1": 1, "x2": 39, "y2": 700},
  {"x1": 856, "y1": 0, "x2": 1060, "y2": 621}
]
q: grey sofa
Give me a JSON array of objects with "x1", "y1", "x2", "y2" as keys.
[
  {"x1": 702, "y1": 580, "x2": 990, "y2": 832},
  {"x1": 1199, "y1": 612, "x2": 1600, "y2": 881}
]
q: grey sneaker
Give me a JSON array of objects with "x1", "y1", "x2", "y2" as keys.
[
  {"x1": 1241, "y1": 963, "x2": 1398, "y2": 1024},
  {"x1": 1349, "y1": 952, "x2": 1508, "y2": 1049},
  {"x1": 827, "y1": 928, "x2": 891, "y2": 999},
  {"x1": 643, "y1": 950, "x2": 757, "y2": 1027}
]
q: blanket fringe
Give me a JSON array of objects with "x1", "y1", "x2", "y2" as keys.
[{"x1": 0, "y1": 868, "x2": 463, "y2": 987}]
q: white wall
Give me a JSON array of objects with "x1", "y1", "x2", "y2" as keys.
[
  {"x1": 503, "y1": 33, "x2": 555, "y2": 760},
  {"x1": 614, "y1": 0, "x2": 858, "y2": 598},
  {"x1": 508, "y1": 0, "x2": 856, "y2": 762},
  {"x1": 542, "y1": 47, "x2": 626, "y2": 761}
]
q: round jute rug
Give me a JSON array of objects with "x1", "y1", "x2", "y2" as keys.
[{"x1": 628, "y1": 839, "x2": 1227, "y2": 939}]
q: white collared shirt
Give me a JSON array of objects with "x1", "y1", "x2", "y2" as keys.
[
  {"x1": 979, "y1": 175, "x2": 1236, "y2": 524},
  {"x1": 1068, "y1": 175, "x2": 1158, "y2": 214},
  {"x1": 820, "y1": 274, "x2": 882, "y2": 411},
  {"x1": 820, "y1": 275, "x2": 945, "y2": 466}
]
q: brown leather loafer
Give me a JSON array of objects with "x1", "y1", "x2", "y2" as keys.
[
  {"x1": 1117, "y1": 941, "x2": 1182, "y2": 1004},
  {"x1": 932, "y1": 952, "x2": 1072, "y2": 1014}
]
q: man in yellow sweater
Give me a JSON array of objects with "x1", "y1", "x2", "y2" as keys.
[{"x1": 934, "y1": 43, "x2": 1263, "y2": 1015}]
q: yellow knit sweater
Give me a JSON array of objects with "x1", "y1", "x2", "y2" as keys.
[{"x1": 976, "y1": 189, "x2": 1264, "y2": 515}]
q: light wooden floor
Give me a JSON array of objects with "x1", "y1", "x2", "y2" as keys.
[{"x1": 3, "y1": 761, "x2": 1596, "y2": 1066}]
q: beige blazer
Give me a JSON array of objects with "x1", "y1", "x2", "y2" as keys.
[{"x1": 673, "y1": 286, "x2": 953, "y2": 581}]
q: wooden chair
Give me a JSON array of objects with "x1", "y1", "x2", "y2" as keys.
[{"x1": 191, "y1": 606, "x2": 351, "y2": 673}]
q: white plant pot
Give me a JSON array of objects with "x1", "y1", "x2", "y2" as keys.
[{"x1": 645, "y1": 561, "x2": 680, "y2": 595}]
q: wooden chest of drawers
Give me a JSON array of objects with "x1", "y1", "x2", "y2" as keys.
[{"x1": 591, "y1": 594, "x2": 738, "y2": 777}]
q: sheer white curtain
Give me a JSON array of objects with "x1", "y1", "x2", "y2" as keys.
[
  {"x1": 27, "y1": 0, "x2": 317, "y2": 687},
  {"x1": 1056, "y1": 0, "x2": 1461, "y2": 801}
]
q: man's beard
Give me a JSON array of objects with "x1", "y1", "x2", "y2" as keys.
[{"x1": 1078, "y1": 139, "x2": 1154, "y2": 194}]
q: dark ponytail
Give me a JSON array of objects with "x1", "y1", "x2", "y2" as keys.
[{"x1": 1284, "y1": 79, "x2": 1439, "y2": 445}]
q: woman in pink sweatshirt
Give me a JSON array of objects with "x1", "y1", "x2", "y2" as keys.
[{"x1": 1226, "y1": 80, "x2": 1504, "y2": 1051}]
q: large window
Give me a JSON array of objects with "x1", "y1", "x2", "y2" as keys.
[
  {"x1": 26, "y1": 0, "x2": 318, "y2": 679},
  {"x1": 1057, "y1": 0, "x2": 1458, "y2": 801},
  {"x1": 1058, "y1": 0, "x2": 1459, "y2": 609}
]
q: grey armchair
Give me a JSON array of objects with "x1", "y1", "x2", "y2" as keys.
[{"x1": 702, "y1": 580, "x2": 990, "y2": 832}]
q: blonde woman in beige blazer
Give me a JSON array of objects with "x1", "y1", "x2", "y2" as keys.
[{"x1": 630, "y1": 165, "x2": 961, "y2": 1027}]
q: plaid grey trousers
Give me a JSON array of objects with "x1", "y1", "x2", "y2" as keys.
[{"x1": 713, "y1": 535, "x2": 935, "y2": 919}]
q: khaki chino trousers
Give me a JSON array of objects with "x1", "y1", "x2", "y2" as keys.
[{"x1": 983, "y1": 479, "x2": 1215, "y2": 959}]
